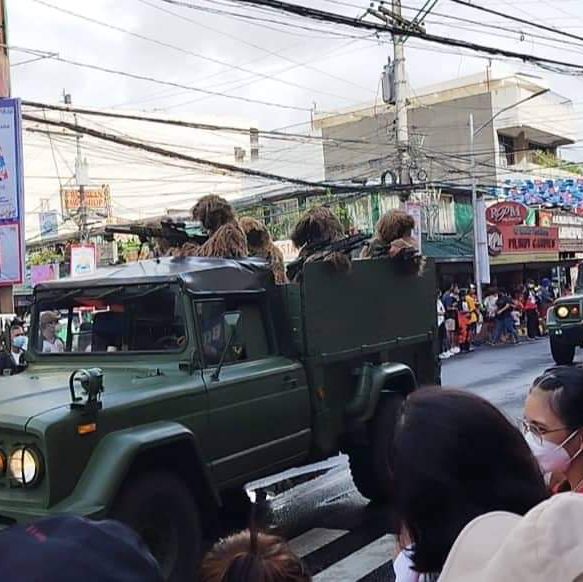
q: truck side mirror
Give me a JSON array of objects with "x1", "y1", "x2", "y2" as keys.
[{"x1": 212, "y1": 311, "x2": 242, "y2": 381}]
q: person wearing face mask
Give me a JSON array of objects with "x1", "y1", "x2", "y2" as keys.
[
  {"x1": 0, "y1": 324, "x2": 27, "y2": 375},
  {"x1": 40, "y1": 312, "x2": 65, "y2": 353},
  {"x1": 523, "y1": 366, "x2": 583, "y2": 493}
]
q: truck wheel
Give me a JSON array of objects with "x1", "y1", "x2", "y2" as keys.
[
  {"x1": 348, "y1": 393, "x2": 404, "y2": 504},
  {"x1": 111, "y1": 471, "x2": 202, "y2": 582},
  {"x1": 550, "y1": 337, "x2": 575, "y2": 365}
]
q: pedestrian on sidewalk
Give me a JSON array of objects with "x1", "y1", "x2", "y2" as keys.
[
  {"x1": 538, "y1": 278, "x2": 555, "y2": 336},
  {"x1": 442, "y1": 284, "x2": 460, "y2": 356},
  {"x1": 437, "y1": 290, "x2": 449, "y2": 359},
  {"x1": 492, "y1": 290, "x2": 518, "y2": 345},
  {"x1": 457, "y1": 289, "x2": 472, "y2": 353},
  {"x1": 391, "y1": 389, "x2": 548, "y2": 582},
  {"x1": 522, "y1": 282, "x2": 540, "y2": 340},
  {"x1": 465, "y1": 285, "x2": 480, "y2": 346},
  {"x1": 482, "y1": 287, "x2": 498, "y2": 344}
]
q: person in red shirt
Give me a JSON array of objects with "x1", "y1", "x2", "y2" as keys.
[{"x1": 522, "y1": 282, "x2": 540, "y2": 340}]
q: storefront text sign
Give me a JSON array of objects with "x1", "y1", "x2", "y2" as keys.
[
  {"x1": 485, "y1": 201, "x2": 528, "y2": 226},
  {"x1": 490, "y1": 225, "x2": 559, "y2": 265}
]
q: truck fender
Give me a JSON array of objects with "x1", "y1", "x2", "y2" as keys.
[
  {"x1": 52, "y1": 421, "x2": 219, "y2": 518},
  {"x1": 346, "y1": 362, "x2": 416, "y2": 424}
]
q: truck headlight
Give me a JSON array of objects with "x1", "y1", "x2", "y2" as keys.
[
  {"x1": 557, "y1": 306, "x2": 570, "y2": 319},
  {"x1": 9, "y1": 447, "x2": 43, "y2": 486}
]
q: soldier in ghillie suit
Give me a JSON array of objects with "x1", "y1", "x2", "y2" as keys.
[
  {"x1": 287, "y1": 206, "x2": 360, "y2": 283},
  {"x1": 239, "y1": 216, "x2": 288, "y2": 285},
  {"x1": 361, "y1": 210, "x2": 424, "y2": 275},
  {"x1": 190, "y1": 195, "x2": 248, "y2": 259}
]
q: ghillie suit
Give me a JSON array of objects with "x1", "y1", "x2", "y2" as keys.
[
  {"x1": 191, "y1": 195, "x2": 248, "y2": 259},
  {"x1": 287, "y1": 206, "x2": 364, "y2": 283},
  {"x1": 360, "y1": 210, "x2": 424, "y2": 275},
  {"x1": 239, "y1": 216, "x2": 288, "y2": 285}
]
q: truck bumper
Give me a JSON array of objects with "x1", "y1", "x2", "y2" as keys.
[{"x1": 549, "y1": 324, "x2": 583, "y2": 345}]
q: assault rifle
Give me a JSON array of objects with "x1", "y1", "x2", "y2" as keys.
[
  {"x1": 104, "y1": 220, "x2": 208, "y2": 246},
  {"x1": 287, "y1": 232, "x2": 369, "y2": 281}
]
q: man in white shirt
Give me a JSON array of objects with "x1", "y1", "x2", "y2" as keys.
[{"x1": 40, "y1": 312, "x2": 65, "y2": 353}]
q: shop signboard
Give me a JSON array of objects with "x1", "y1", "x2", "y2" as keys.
[
  {"x1": 485, "y1": 201, "x2": 528, "y2": 226},
  {"x1": 31, "y1": 263, "x2": 60, "y2": 287},
  {"x1": 61, "y1": 184, "x2": 111, "y2": 219},
  {"x1": 70, "y1": 244, "x2": 97, "y2": 278},
  {"x1": 0, "y1": 99, "x2": 24, "y2": 286},
  {"x1": 39, "y1": 211, "x2": 59, "y2": 239},
  {"x1": 489, "y1": 225, "x2": 559, "y2": 265}
]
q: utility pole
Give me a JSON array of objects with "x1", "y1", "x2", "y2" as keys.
[
  {"x1": 369, "y1": 1, "x2": 435, "y2": 200},
  {"x1": 68, "y1": 93, "x2": 89, "y2": 243},
  {"x1": 390, "y1": 0, "x2": 409, "y2": 194}
]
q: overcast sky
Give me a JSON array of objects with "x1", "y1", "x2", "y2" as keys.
[
  {"x1": 10, "y1": 0, "x2": 583, "y2": 135},
  {"x1": 10, "y1": 0, "x2": 583, "y2": 237}
]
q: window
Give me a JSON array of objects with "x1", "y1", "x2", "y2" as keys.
[
  {"x1": 35, "y1": 284, "x2": 186, "y2": 354},
  {"x1": 437, "y1": 195, "x2": 456, "y2": 234},
  {"x1": 196, "y1": 300, "x2": 270, "y2": 367},
  {"x1": 498, "y1": 134, "x2": 516, "y2": 167}
]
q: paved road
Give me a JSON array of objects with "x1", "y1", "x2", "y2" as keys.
[{"x1": 222, "y1": 339, "x2": 556, "y2": 582}]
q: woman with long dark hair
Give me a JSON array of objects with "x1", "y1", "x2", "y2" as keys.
[{"x1": 392, "y1": 389, "x2": 548, "y2": 581}]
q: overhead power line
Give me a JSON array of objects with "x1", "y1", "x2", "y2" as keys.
[
  {"x1": 23, "y1": 112, "x2": 409, "y2": 193},
  {"x1": 449, "y1": 0, "x2": 583, "y2": 46},
  {"x1": 24, "y1": 54, "x2": 316, "y2": 113},
  {"x1": 169, "y1": 0, "x2": 583, "y2": 74},
  {"x1": 27, "y1": 0, "x2": 360, "y2": 105},
  {"x1": 22, "y1": 100, "x2": 377, "y2": 146}
]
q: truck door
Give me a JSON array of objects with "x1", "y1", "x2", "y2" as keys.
[{"x1": 195, "y1": 297, "x2": 311, "y2": 488}]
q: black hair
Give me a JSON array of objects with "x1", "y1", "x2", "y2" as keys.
[
  {"x1": 392, "y1": 389, "x2": 548, "y2": 576},
  {"x1": 531, "y1": 366, "x2": 583, "y2": 429}
]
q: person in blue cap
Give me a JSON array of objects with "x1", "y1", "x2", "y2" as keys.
[{"x1": 0, "y1": 515, "x2": 163, "y2": 582}]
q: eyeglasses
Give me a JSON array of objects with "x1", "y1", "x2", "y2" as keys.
[{"x1": 518, "y1": 418, "x2": 572, "y2": 446}]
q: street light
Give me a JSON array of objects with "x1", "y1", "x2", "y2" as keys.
[{"x1": 470, "y1": 88, "x2": 550, "y2": 304}]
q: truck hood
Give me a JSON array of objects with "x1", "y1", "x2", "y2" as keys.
[
  {"x1": 0, "y1": 364, "x2": 178, "y2": 430},
  {"x1": 0, "y1": 370, "x2": 73, "y2": 429}
]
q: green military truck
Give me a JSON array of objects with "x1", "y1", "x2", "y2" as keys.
[
  {"x1": 548, "y1": 279, "x2": 583, "y2": 364},
  {"x1": 0, "y1": 256, "x2": 438, "y2": 581}
]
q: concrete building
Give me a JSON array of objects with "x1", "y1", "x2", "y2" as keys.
[{"x1": 315, "y1": 69, "x2": 576, "y2": 190}]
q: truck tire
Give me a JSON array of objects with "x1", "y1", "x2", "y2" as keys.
[
  {"x1": 550, "y1": 337, "x2": 575, "y2": 365},
  {"x1": 348, "y1": 393, "x2": 404, "y2": 504},
  {"x1": 111, "y1": 471, "x2": 202, "y2": 582}
]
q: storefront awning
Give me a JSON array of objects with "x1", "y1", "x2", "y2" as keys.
[{"x1": 422, "y1": 236, "x2": 473, "y2": 263}]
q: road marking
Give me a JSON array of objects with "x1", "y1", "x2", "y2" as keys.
[
  {"x1": 313, "y1": 534, "x2": 396, "y2": 582},
  {"x1": 288, "y1": 527, "x2": 349, "y2": 558}
]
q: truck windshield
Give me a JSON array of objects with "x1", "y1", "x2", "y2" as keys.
[{"x1": 33, "y1": 284, "x2": 186, "y2": 354}]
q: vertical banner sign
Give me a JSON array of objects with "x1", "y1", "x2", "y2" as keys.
[
  {"x1": 0, "y1": 99, "x2": 24, "y2": 286},
  {"x1": 405, "y1": 202, "x2": 423, "y2": 254},
  {"x1": 476, "y1": 197, "x2": 490, "y2": 284},
  {"x1": 70, "y1": 244, "x2": 97, "y2": 278},
  {"x1": 39, "y1": 210, "x2": 58, "y2": 239}
]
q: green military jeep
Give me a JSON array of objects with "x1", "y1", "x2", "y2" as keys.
[
  {"x1": 548, "y1": 292, "x2": 583, "y2": 365},
  {"x1": 0, "y1": 256, "x2": 438, "y2": 580}
]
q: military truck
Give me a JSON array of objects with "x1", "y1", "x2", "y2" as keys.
[
  {"x1": 0, "y1": 256, "x2": 438, "y2": 581},
  {"x1": 548, "y1": 278, "x2": 583, "y2": 364}
]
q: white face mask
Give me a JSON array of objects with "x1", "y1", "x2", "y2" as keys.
[{"x1": 525, "y1": 430, "x2": 582, "y2": 474}]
